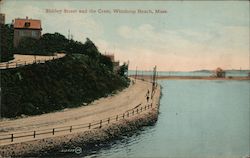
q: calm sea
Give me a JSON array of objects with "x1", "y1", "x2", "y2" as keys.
[
  {"x1": 83, "y1": 80, "x2": 250, "y2": 158},
  {"x1": 43, "y1": 79, "x2": 250, "y2": 157}
]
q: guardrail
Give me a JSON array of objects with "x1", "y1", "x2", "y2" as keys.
[
  {"x1": 0, "y1": 56, "x2": 62, "y2": 69},
  {"x1": 0, "y1": 102, "x2": 156, "y2": 144}
]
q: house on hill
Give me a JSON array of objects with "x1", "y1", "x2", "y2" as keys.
[
  {"x1": 13, "y1": 16, "x2": 42, "y2": 47},
  {"x1": 215, "y1": 67, "x2": 226, "y2": 78}
]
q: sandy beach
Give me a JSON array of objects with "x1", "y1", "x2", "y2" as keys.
[{"x1": 0, "y1": 79, "x2": 159, "y2": 146}]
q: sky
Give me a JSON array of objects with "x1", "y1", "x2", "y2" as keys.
[{"x1": 0, "y1": 0, "x2": 249, "y2": 71}]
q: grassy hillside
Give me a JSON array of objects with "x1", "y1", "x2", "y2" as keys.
[{"x1": 1, "y1": 54, "x2": 129, "y2": 118}]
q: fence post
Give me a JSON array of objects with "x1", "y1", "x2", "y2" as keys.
[
  {"x1": 89, "y1": 123, "x2": 91, "y2": 129},
  {"x1": 116, "y1": 115, "x2": 118, "y2": 121},
  {"x1": 99, "y1": 120, "x2": 102, "y2": 128},
  {"x1": 33, "y1": 131, "x2": 36, "y2": 138},
  {"x1": 52, "y1": 128, "x2": 55, "y2": 135},
  {"x1": 108, "y1": 118, "x2": 110, "y2": 124},
  {"x1": 11, "y1": 134, "x2": 13, "y2": 142},
  {"x1": 70, "y1": 126, "x2": 72, "y2": 132},
  {"x1": 123, "y1": 113, "x2": 125, "y2": 119}
]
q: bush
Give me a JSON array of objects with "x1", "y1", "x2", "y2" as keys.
[{"x1": 1, "y1": 54, "x2": 129, "y2": 118}]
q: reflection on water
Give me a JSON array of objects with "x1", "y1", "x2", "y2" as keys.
[{"x1": 45, "y1": 80, "x2": 250, "y2": 158}]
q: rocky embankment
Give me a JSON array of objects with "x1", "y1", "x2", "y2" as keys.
[
  {"x1": 0, "y1": 108, "x2": 159, "y2": 157},
  {"x1": 0, "y1": 84, "x2": 161, "y2": 157}
]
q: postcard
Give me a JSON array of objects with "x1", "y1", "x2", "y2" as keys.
[{"x1": 0, "y1": 0, "x2": 249, "y2": 157}]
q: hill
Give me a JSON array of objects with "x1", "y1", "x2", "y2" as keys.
[{"x1": 1, "y1": 53, "x2": 129, "y2": 118}]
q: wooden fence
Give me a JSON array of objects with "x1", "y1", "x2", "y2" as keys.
[
  {"x1": 0, "y1": 103, "x2": 156, "y2": 144},
  {"x1": 0, "y1": 56, "x2": 61, "y2": 69}
]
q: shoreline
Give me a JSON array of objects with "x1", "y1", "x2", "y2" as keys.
[
  {"x1": 0, "y1": 111, "x2": 159, "y2": 157},
  {"x1": 0, "y1": 81, "x2": 161, "y2": 157},
  {"x1": 157, "y1": 76, "x2": 250, "y2": 80},
  {"x1": 130, "y1": 75, "x2": 250, "y2": 81}
]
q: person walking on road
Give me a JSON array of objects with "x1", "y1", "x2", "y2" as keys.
[{"x1": 146, "y1": 89, "x2": 150, "y2": 102}]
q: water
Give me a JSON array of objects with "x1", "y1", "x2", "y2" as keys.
[{"x1": 85, "y1": 80, "x2": 250, "y2": 158}]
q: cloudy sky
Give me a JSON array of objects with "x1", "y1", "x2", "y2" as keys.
[{"x1": 1, "y1": 0, "x2": 249, "y2": 71}]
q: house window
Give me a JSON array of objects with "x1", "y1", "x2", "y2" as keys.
[
  {"x1": 20, "y1": 31, "x2": 25, "y2": 36},
  {"x1": 24, "y1": 22, "x2": 30, "y2": 28},
  {"x1": 32, "y1": 31, "x2": 38, "y2": 37}
]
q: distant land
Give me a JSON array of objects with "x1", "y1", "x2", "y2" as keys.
[{"x1": 193, "y1": 69, "x2": 250, "y2": 73}]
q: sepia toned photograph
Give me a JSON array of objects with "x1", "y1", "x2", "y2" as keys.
[{"x1": 0, "y1": 0, "x2": 249, "y2": 157}]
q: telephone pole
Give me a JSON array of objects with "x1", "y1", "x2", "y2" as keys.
[
  {"x1": 127, "y1": 60, "x2": 130, "y2": 77},
  {"x1": 151, "y1": 65, "x2": 157, "y2": 99},
  {"x1": 135, "y1": 66, "x2": 138, "y2": 83}
]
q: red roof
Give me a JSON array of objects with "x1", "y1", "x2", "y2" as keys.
[{"x1": 14, "y1": 18, "x2": 42, "y2": 29}]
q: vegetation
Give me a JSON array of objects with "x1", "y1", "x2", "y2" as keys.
[
  {"x1": 0, "y1": 24, "x2": 14, "y2": 62},
  {"x1": 1, "y1": 37, "x2": 129, "y2": 118},
  {"x1": 1, "y1": 54, "x2": 129, "y2": 118},
  {"x1": 15, "y1": 32, "x2": 68, "y2": 55},
  {"x1": 14, "y1": 32, "x2": 104, "y2": 57},
  {"x1": 117, "y1": 63, "x2": 128, "y2": 77}
]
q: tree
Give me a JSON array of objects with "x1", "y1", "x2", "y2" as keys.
[
  {"x1": 0, "y1": 24, "x2": 14, "y2": 62},
  {"x1": 39, "y1": 32, "x2": 68, "y2": 53},
  {"x1": 15, "y1": 32, "x2": 68, "y2": 55},
  {"x1": 99, "y1": 55, "x2": 113, "y2": 71},
  {"x1": 15, "y1": 37, "x2": 39, "y2": 54},
  {"x1": 83, "y1": 38, "x2": 100, "y2": 59},
  {"x1": 117, "y1": 63, "x2": 128, "y2": 77}
]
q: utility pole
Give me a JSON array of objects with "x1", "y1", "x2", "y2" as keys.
[
  {"x1": 127, "y1": 60, "x2": 130, "y2": 77},
  {"x1": 156, "y1": 71, "x2": 158, "y2": 85},
  {"x1": 135, "y1": 66, "x2": 137, "y2": 83},
  {"x1": 151, "y1": 66, "x2": 157, "y2": 99},
  {"x1": 68, "y1": 29, "x2": 70, "y2": 40}
]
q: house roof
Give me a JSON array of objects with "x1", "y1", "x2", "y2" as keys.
[
  {"x1": 14, "y1": 18, "x2": 42, "y2": 30},
  {"x1": 215, "y1": 67, "x2": 224, "y2": 72}
]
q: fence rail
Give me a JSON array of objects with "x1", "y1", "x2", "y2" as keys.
[
  {"x1": 0, "y1": 56, "x2": 62, "y2": 70},
  {"x1": 0, "y1": 103, "x2": 156, "y2": 144}
]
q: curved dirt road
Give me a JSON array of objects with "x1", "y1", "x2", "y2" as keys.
[{"x1": 0, "y1": 79, "x2": 154, "y2": 145}]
